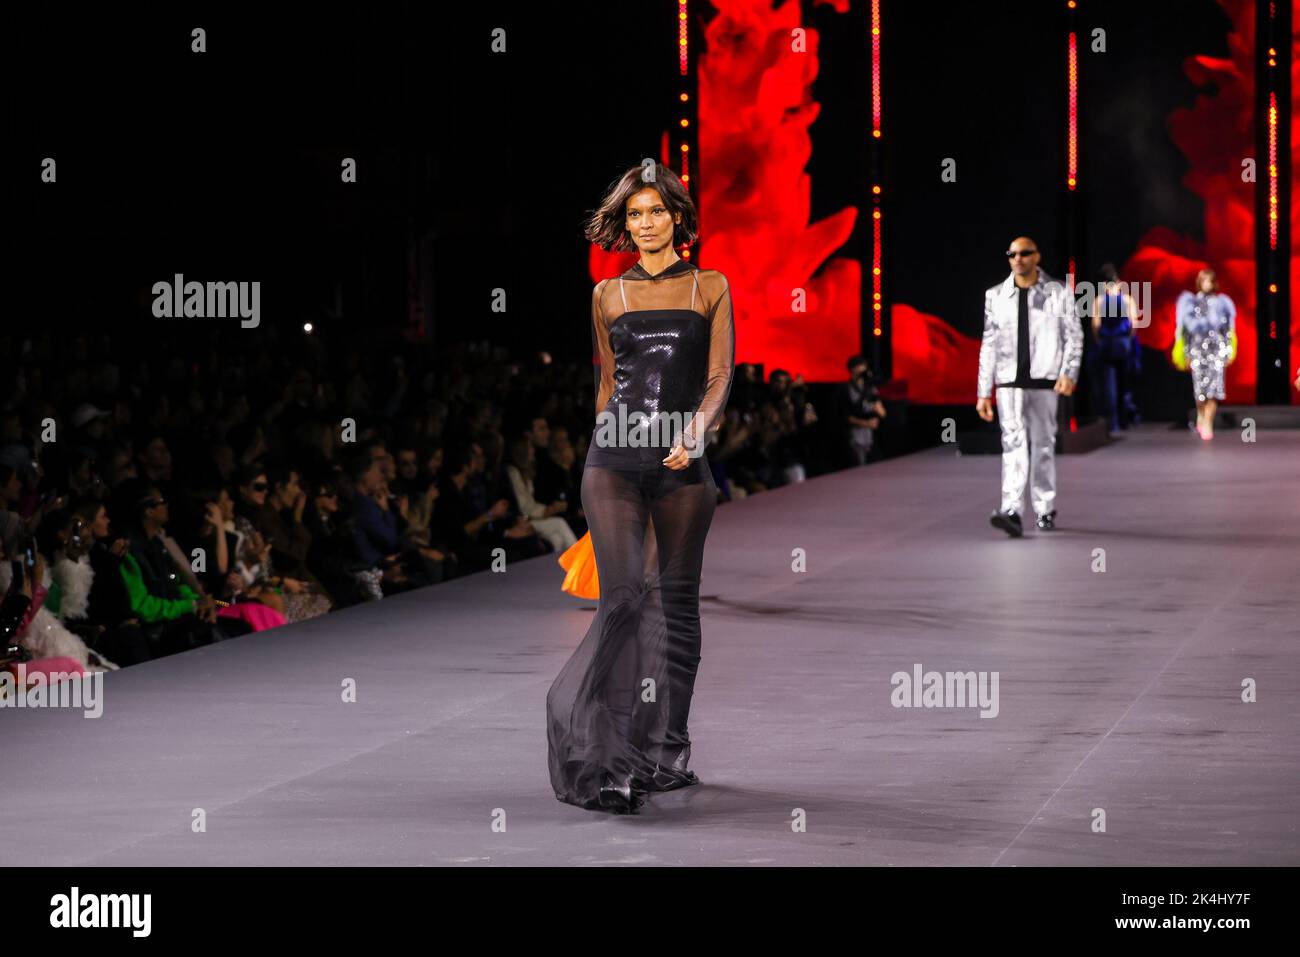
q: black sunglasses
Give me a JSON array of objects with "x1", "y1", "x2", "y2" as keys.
[
  {"x1": 1006, "y1": 249, "x2": 1038, "y2": 259},
  {"x1": 251, "y1": 481, "x2": 269, "y2": 492}
]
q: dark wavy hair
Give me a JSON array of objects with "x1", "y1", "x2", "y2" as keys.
[{"x1": 583, "y1": 162, "x2": 699, "y2": 253}]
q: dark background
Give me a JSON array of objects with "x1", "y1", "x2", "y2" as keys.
[
  {"x1": 884, "y1": 0, "x2": 1236, "y2": 337},
  {"x1": 9, "y1": 1, "x2": 1242, "y2": 385}
]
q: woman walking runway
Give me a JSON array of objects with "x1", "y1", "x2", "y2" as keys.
[
  {"x1": 546, "y1": 163, "x2": 734, "y2": 814},
  {"x1": 1174, "y1": 268, "x2": 1236, "y2": 440}
]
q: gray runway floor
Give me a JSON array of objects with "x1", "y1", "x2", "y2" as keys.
[{"x1": 3, "y1": 424, "x2": 1296, "y2": 865}]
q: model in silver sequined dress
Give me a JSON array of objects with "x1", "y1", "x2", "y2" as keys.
[{"x1": 1175, "y1": 269, "x2": 1236, "y2": 440}]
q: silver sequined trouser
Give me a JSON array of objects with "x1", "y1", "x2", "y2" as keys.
[{"x1": 995, "y1": 386, "x2": 1058, "y2": 517}]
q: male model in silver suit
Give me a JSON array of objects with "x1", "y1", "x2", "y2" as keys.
[{"x1": 975, "y1": 237, "x2": 1083, "y2": 537}]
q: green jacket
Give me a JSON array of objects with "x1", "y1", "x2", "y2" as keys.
[{"x1": 118, "y1": 553, "x2": 199, "y2": 622}]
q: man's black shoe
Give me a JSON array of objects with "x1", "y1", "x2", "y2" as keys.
[
  {"x1": 990, "y1": 510, "x2": 1023, "y2": 537},
  {"x1": 1036, "y1": 510, "x2": 1057, "y2": 531}
]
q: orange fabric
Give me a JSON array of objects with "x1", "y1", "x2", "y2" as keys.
[{"x1": 558, "y1": 530, "x2": 599, "y2": 599}]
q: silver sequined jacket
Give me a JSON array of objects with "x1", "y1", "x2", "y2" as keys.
[
  {"x1": 977, "y1": 269, "x2": 1083, "y2": 398},
  {"x1": 1175, "y1": 291, "x2": 1235, "y2": 339}
]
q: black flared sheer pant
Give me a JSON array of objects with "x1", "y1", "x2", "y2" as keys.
[{"x1": 546, "y1": 454, "x2": 716, "y2": 811}]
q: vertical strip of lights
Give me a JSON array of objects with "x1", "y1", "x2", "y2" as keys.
[
  {"x1": 1063, "y1": 1, "x2": 1080, "y2": 434},
  {"x1": 1256, "y1": 0, "x2": 1291, "y2": 402},
  {"x1": 1267, "y1": 86, "x2": 1278, "y2": 366},
  {"x1": 678, "y1": 0, "x2": 695, "y2": 260},
  {"x1": 1268, "y1": 89, "x2": 1277, "y2": 252},
  {"x1": 1067, "y1": 31, "x2": 1078, "y2": 194},
  {"x1": 870, "y1": 0, "x2": 884, "y2": 377},
  {"x1": 1066, "y1": 5, "x2": 1078, "y2": 287}
]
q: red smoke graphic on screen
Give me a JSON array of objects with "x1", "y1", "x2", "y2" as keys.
[
  {"x1": 592, "y1": 0, "x2": 1296, "y2": 401},
  {"x1": 1118, "y1": 0, "x2": 1295, "y2": 404},
  {"x1": 589, "y1": 0, "x2": 860, "y2": 382}
]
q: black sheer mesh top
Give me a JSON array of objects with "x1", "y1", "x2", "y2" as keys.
[{"x1": 586, "y1": 257, "x2": 735, "y2": 469}]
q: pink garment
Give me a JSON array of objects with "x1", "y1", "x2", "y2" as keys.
[
  {"x1": 17, "y1": 583, "x2": 47, "y2": 637},
  {"x1": 6, "y1": 656, "x2": 86, "y2": 684},
  {"x1": 218, "y1": 601, "x2": 287, "y2": 632}
]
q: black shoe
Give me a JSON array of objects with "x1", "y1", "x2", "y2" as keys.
[
  {"x1": 597, "y1": 772, "x2": 646, "y2": 814},
  {"x1": 647, "y1": 765, "x2": 700, "y2": 793},
  {"x1": 1036, "y1": 510, "x2": 1057, "y2": 531},
  {"x1": 990, "y1": 510, "x2": 1023, "y2": 537}
]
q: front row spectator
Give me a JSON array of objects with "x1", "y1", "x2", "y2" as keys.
[
  {"x1": 120, "y1": 482, "x2": 222, "y2": 657},
  {"x1": 504, "y1": 436, "x2": 578, "y2": 552},
  {"x1": 303, "y1": 475, "x2": 374, "y2": 607},
  {"x1": 347, "y1": 453, "x2": 445, "y2": 594},
  {"x1": 233, "y1": 465, "x2": 331, "y2": 622},
  {"x1": 431, "y1": 444, "x2": 549, "y2": 573},
  {"x1": 0, "y1": 511, "x2": 117, "y2": 673}
]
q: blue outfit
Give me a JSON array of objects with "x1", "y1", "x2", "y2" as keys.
[
  {"x1": 350, "y1": 494, "x2": 400, "y2": 567},
  {"x1": 1093, "y1": 291, "x2": 1139, "y2": 431}
]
